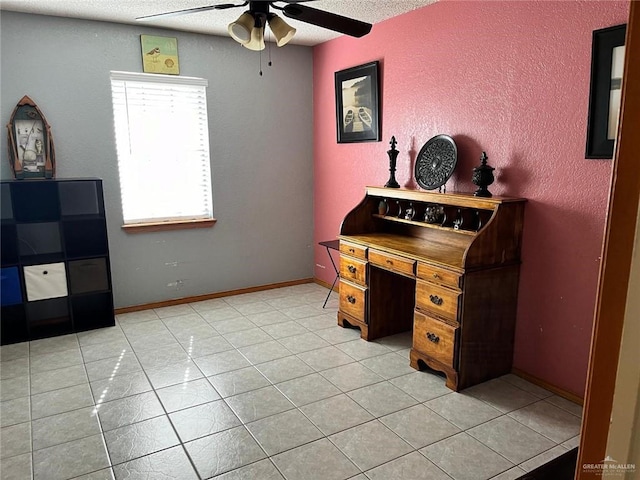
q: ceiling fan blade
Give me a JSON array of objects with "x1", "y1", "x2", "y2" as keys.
[
  {"x1": 282, "y1": 4, "x2": 371, "y2": 38},
  {"x1": 136, "y1": 2, "x2": 247, "y2": 21}
]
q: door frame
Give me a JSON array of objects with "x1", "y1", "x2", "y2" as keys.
[{"x1": 577, "y1": 1, "x2": 640, "y2": 477}]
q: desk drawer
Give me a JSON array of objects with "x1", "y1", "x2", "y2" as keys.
[
  {"x1": 413, "y1": 310, "x2": 458, "y2": 368},
  {"x1": 369, "y1": 250, "x2": 415, "y2": 277},
  {"x1": 416, "y1": 280, "x2": 460, "y2": 322},
  {"x1": 340, "y1": 256, "x2": 367, "y2": 286},
  {"x1": 417, "y1": 263, "x2": 461, "y2": 290},
  {"x1": 339, "y1": 280, "x2": 367, "y2": 322},
  {"x1": 340, "y1": 241, "x2": 367, "y2": 260}
]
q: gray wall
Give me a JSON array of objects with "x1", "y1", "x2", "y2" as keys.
[{"x1": 0, "y1": 12, "x2": 315, "y2": 308}]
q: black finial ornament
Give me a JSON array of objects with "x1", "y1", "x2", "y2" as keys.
[
  {"x1": 472, "y1": 151, "x2": 495, "y2": 197},
  {"x1": 384, "y1": 136, "x2": 400, "y2": 188}
]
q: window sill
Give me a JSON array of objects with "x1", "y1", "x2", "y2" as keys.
[{"x1": 121, "y1": 218, "x2": 217, "y2": 233}]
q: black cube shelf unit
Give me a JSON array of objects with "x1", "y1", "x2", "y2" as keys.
[{"x1": 1, "y1": 178, "x2": 115, "y2": 345}]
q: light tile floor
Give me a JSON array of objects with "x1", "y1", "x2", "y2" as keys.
[{"x1": 0, "y1": 283, "x2": 582, "y2": 480}]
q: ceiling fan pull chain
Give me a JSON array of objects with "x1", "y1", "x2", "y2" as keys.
[
  {"x1": 259, "y1": 48, "x2": 263, "y2": 76},
  {"x1": 267, "y1": 28, "x2": 273, "y2": 67}
]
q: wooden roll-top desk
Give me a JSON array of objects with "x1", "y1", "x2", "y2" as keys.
[{"x1": 337, "y1": 186, "x2": 526, "y2": 391}]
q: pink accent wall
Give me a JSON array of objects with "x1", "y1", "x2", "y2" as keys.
[{"x1": 313, "y1": 0, "x2": 629, "y2": 397}]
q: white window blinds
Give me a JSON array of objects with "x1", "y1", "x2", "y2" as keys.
[{"x1": 110, "y1": 71, "x2": 213, "y2": 225}]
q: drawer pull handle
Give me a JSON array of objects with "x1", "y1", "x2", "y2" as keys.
[
  {"x1": 429, "y1": 294, "x2": 443, "y2": 306},
  {"x1": 43, "y1": 271, "x2": 48, "y2": 275},
  {"x1": 349, "y1": 248, "x2": 355, "y2": 253},
  {"x1": 386, "y1": 259, "x2": 393, "y2": 265},
  {"x1": 346, "y1": 295, "x2": 356, "y2": 304},
  {"x1": 348, "y1": 265, "x2": 357, "y2": 274},
  {"x1": 433, "y1": 273, "x2": 440, "y2": 279},
  {"x1": 426, "y1": 332, "x2": 440, "y2": 343}
]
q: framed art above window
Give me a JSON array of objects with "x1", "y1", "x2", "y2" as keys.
[
  {"x1": 335, "y1": 61, "x2": 381, "y2": 144},
  {"x1": 585, "y1": 24, "x2": 626, "y2": 159},
  {"x1": 140, "y1": 35, "x2": 180, "y2": 75}
]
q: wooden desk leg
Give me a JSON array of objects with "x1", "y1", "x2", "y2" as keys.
[
  {"x1": 410, "y1": 348, "x2": 459, "y2": 391},
  {"x1": 337, "y1": 311, "x2": 369, "y2": 340}
]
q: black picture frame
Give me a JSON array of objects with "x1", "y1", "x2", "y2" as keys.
[
  {"x1": 335, "y1": 61, "x2": 381, "y2": 143},
  {"x1": 585, "y1": 24, "x2": 626, "y2": 159}
]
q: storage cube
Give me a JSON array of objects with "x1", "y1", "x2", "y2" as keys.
[
  {"x1": 72, "y1": 293, "x2": 113, "y2": 331},
  {"x1": 1, "y1": 179, "x2": 113, "y2": 344},
  {"x1": 68, "y1": 258, "x2": 109, "y2": 294},
  {"x1": 1, "y1": 267, "x2": 22, "y2": 306},
  {"x1": 26, "y1": 297, "x2": 72, "y2": 339},
  {"x1": 1, "y1": 183, "x2": 13, "y2": 220},
  {"x1": 17, "y1": 222, "x2": 62, "y2": 257},
  {"x1": 23, "y1": 262, "x2": 68, "y2": 301},
  {"x1": 11, "y1": 181, "x2": 59, "y2": 221},
  {"x1": 59, "y1": 181, "x2": 101, "y2": 216},
  {"x1": 63, "y1": 219, "x2": 108, "y2": 257},
  {"x1": 1, "y1": 224, "x2": 19, "y2": 265},
  {"x1": 1, "y1": 305, "x2": 28, "y2": 344}
]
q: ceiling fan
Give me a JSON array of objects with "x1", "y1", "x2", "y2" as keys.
[{"x1": 136, "y1": 1, "x2": 372, "y2": 51}]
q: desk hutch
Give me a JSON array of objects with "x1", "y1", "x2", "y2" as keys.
[{"x1": 337, "y1": 186, "x2": 526, "y2": 391}]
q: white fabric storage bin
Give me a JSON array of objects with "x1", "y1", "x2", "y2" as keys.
[{"x1": 23, "y1": 263, "x2": 68, "y2": 301}]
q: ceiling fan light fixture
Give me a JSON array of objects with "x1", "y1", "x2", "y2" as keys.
[
  {"x1": 228, "y1": 11, "x2": 254, "y2": 44},
  {"x1": 268, "y1": 14, "x2": 296, "y2": 47},
  {"x1": 242, "y1": 24, "x2": 265, "y2": 51}
]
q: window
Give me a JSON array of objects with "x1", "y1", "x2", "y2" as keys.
[{"x1": 110, "y1": 71, "x2": 214, "y2": 230}]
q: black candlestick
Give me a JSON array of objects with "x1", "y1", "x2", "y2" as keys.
[{"x1": 384, "y1": 136, "x2": 400, "y2": 188}]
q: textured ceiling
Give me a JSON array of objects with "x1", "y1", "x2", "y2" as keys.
[{"x1": 0, "y1": 0, "x2": 437, "y2": 46}]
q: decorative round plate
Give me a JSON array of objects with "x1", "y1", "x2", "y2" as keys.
[{"x1": 414, "y1": 134, "x2": 458, "y2": 190}]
